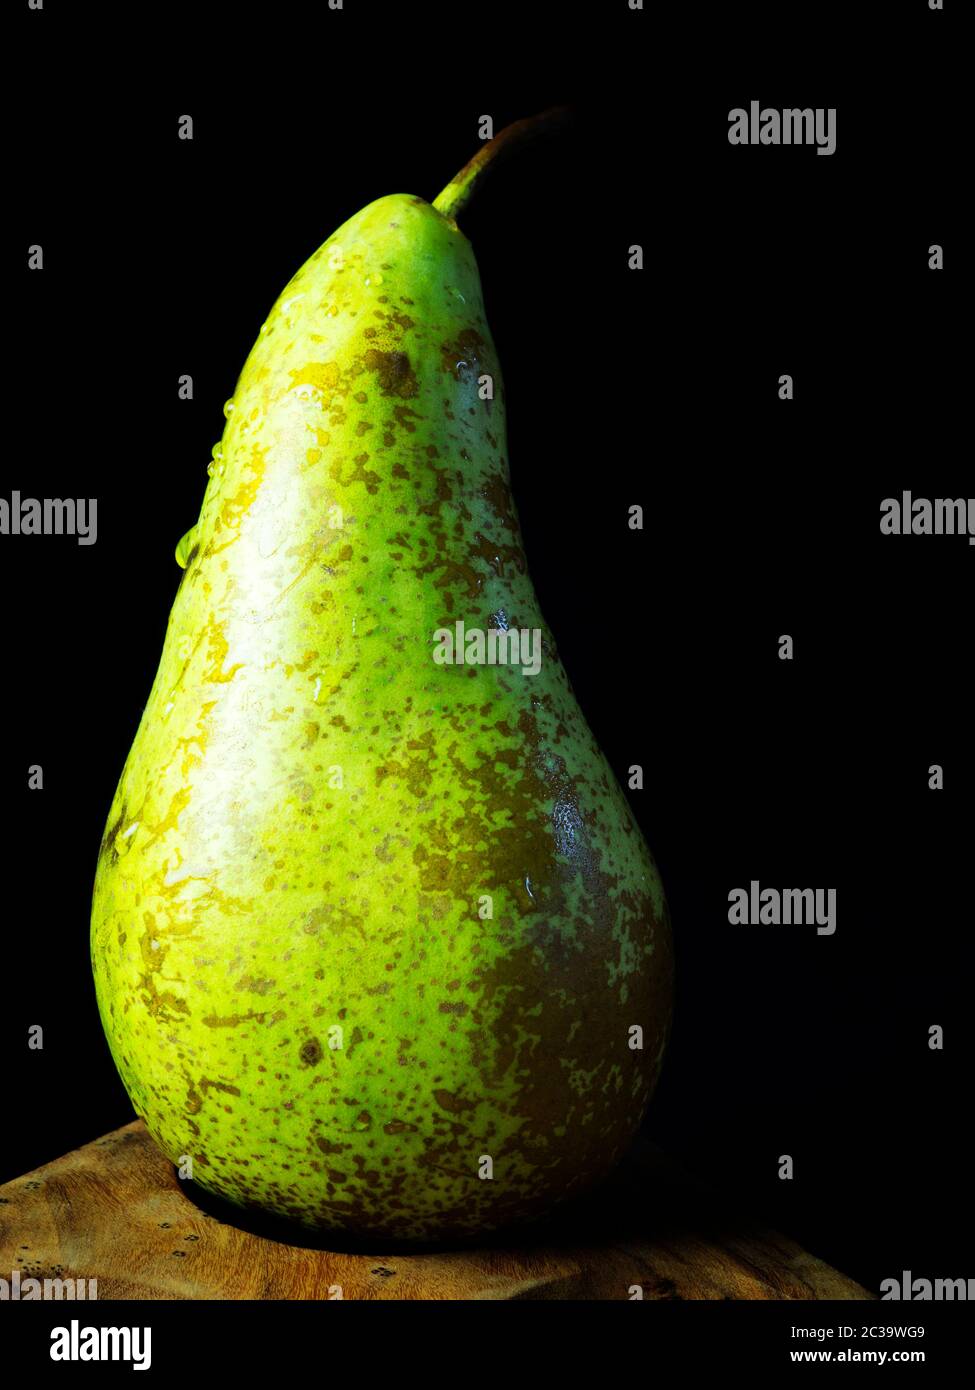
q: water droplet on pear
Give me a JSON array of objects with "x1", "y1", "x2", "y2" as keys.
[{"x1": 175, "y1": 527, "x2": 197, "y2": 569}]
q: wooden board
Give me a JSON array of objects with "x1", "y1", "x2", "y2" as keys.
[{"x1": 0, "y1": 1121, "x2": 873, "y2": 1300}]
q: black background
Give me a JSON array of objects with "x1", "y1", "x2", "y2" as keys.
[{"x1": 5, "y1": 0, "x2": 969, "y2": 1301}]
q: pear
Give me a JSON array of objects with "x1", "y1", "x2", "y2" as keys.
[{"x1": 91, "y1": 113, "x2": 673, "y2": 1241}]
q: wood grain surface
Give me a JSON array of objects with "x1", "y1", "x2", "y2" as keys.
[{"x1": 0, "y1": 1121, "x2": 873, "y2": 1300}]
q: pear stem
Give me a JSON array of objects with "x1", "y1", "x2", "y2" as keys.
[{"x1": 432, "y1": 107, "x2": 570, "y2": 223}]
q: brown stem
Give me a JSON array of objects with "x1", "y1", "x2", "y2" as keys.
[{"x1": 432, "y1": 107, "x2": 571, "y2": 223}]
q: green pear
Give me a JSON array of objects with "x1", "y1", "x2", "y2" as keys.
[{"x1": 91, "y1": 113, "x2": 673, "y2": 1241}]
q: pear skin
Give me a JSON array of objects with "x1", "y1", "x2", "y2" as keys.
[{"x1": 91, "y1": 126, "x2": 673, "y2": 1240}]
